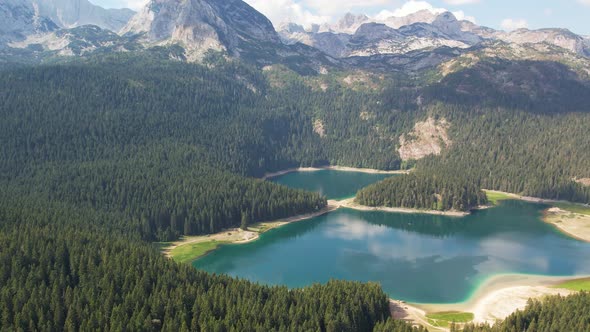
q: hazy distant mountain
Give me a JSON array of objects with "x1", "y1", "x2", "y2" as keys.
[
  {"x1": 8, "y1": 25, "x2": 138, "y2": 56},
  {"x1": 1, "y1": 0, "x2": 133, "y2": 43},
  {"x1": 31, "y1": 0, "x2": 134, "y2": 31},
  {"x1": 494, "y1": 28, "x2": 589, "y2": 56},
  {"x1": 329, "y1": 13, "x2": 370, "y2": 34},
  {"x1": 278, "y1": 10, "x2": 589, "y2": 60},
  {"x1": 278, "y1": 11, "x2": 481, "y2": 58},
  {"x1": 0, "y1": 0, "x2": 59, "y2": 45}
]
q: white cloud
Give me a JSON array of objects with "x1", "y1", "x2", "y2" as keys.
[
  {"x1": 451, "y1": 10, "x2": 477, "y2": 23},
  {"x1": 375, "y1": 1, "x2": 445, "y2": 19},
  {"x1": 444, "y1": 0, "x2": 480, "y2": 4},
  {"x1": 578, "y1": 0, "x2": 590, "y2": 6},
  {"x1": 125, "y1": 0, "x2": 148, "y2": 10},
  {"x1": 245, "y1": 0, "x2": 330, "y2": 27},
  {"x1": 375, "y1": 1, "x2": 475, "y2": 23},
  {"x1": 301, "y1": 0, "x2": 401, "y2": 16},
  {"x1": 501, "y1": 18, "x2": 528, "y2": 31},
  {"x1": 246, "y1": 0, "x2": 480, "y2": 28}
]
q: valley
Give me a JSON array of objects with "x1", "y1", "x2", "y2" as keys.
[{"x1": 1, "y1": 0, "x2": 590, "y2": 331}]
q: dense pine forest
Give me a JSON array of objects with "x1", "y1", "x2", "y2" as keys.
[
  {"x1": 356, "y1": 172, "x2": 488, "y2": 211},
  {"x1": 1, "y1": 53, "x2": 590, "y2": 331},
  {"x1": 0, "y1": 55, "x2": 426, "y2": 331},
  {"x1": 0, "y1": 196, "x2": 392, "y2": 331}
]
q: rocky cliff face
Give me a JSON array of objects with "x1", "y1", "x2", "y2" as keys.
[
  {"x1": 0, "y1": 0, "x2": 58, "y2": 45},
  {"x1": 121, "y1": 0, "x2": 280, "y2": 61}
]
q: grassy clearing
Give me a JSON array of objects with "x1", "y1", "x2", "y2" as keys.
[
  {"x1": 554, "y1": 278, "x2": 590, "y2": 291},
  {"x1": 485, "y1": 190, "x2": 514, "y2": 205},
  {"x1": 170, "y1": 240, "x2": 228, "y2": 264},
  {"x1": 161, "y1": 222, "x2": 283, "y2": 263},
  {"x1": 426, "y1": 311, "x2": 474, "y2": 328},
  {"x1": 552, "y1": 202, "x2": 590, "y2": 216}
]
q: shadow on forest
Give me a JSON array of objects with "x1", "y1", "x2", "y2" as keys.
[{"x1": 426, "y1": 59, "x2": 590, "y2": 114}]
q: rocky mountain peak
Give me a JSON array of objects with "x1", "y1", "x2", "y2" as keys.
[
  {"x1": 334, "y1": 13, "x2": 370, "y2": 33},
  {"x1": 382, "y1": 9, "x2": 438, "y2": 29},
  {"x1": 432, "y1": 11, "x2": 457, "y2": 25},
  {"x1": 353, "y1": 23, "x2": 400, "y2": 42},
  {"x1": 497, "y1": 28, "x2": 589, "y2": 55},
  {"x1": 277, "y1": 22, "x2": 306, "y2": 34},
  {"x1": 122, "y1": 0, "x2": 280, "y2": 60}
]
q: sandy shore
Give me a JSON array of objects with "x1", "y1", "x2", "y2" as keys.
[
  {"x1": 412, "y1": 274, "x2": 583, "y2": 326},
  {"x1": 261, "y1": 166, "x2": 410, "y2": 180},
  {"x1": 485, "y1": 190, "x2": 590, "y2": 243},
  {"x1": 337, "y1": 198, "x2": 470, "y2": 217},
  {"x1": 544, "y1": 207, "x2": 590, "y2": 242}
]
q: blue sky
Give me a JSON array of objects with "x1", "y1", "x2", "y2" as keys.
[{"x1": 91, "y1": 0, "x2": 590, "y2": 35}]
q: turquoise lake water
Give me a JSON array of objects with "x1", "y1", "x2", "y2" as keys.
[
  {"x1": 195, "y1": 170, "x2": 590, "y2": 303},
  {"x1": 269, "y1": 169, "x2": 395, "y2": 200}
]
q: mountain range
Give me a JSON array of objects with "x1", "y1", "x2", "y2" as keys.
[
  {"x1": 278, "y1": 10, "x2": 589, "y2": 59},
  {"x1": 1, "y1": 0, "x2": 589, "y2": 73}
]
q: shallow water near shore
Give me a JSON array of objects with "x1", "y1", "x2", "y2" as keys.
[{"x1": 195, "y1": 170, "x2": 590, "y2": 303}]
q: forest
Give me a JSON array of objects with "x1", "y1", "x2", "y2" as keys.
[
  {"x1": 1, "y1": 53, "x2": 590, "y2": 330},
  {"x1": 356, "y1": 172, "x2": 488, "y2": 212},
  {"x1": 0, "y1": 195, "x2": 392, "y2": 331}
]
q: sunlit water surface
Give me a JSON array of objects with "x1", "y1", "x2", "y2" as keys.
[{"x1": 195, "y1": 171, "x2": 590, "y2": 303}]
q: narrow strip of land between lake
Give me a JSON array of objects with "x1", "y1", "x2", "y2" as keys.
[{"x1": 336, "y1": 198, "x2": 471, "y2": 217}]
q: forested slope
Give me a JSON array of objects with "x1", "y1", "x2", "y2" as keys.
[
  {"x1": 2, "y1": 54, "x2": 590, "y2": 330},
  {"x1": 0, "y1": 56, "x2": 420, "y2": 331},
  {"x1": 0, "y1": 195, "x2": 394, "y2": 331},
  {"x1": 355, "y1": 60, "x2": 590, "y2": 210}
]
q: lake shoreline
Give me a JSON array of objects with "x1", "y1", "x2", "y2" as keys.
[
  {"x1": 484, "y1": 190, "x2": 590, "y2": 243},
  {"x1": 401, "y1": 273, "x2": 587, "y2": 327},
  {"x1": 543, "y1": 207, "x2": 590, "y2": 243},
  {"x1": 163, "y1": 194, "x2": 475, "y2": 263},
  {"x1": 484, "y1": 189, "x2": 583, "y2": 205},
  {"x1": 335, "y1": 198, "x2": 471, "y2": 217},
  {"x1": 261, "y1": 166, "x2": 410, "y2": 180},
  {"x1": 162, "y1": 203, "x2": 339, "y2": 262}
]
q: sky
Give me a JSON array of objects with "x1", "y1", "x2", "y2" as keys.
[{"x1": 91, "y1": 0, "x2": 590, "y2": 35}]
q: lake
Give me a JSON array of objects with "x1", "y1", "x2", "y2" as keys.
[
  {"x1": 195, "y1": 170, "x2": 590, "y2": 304},
  {"x1": 268, "y1": 169, "x2": 395, "y2": 200}
]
